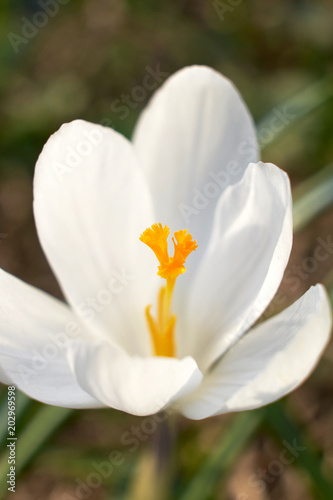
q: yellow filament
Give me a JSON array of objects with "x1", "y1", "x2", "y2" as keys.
[{"x1": 140, "y1": 224, "x2": 197, "y2": 357}]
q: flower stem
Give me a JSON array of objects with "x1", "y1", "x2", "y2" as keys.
[
  {"x1": 151, "y1": 412, "x2": 178, "y2": 500},
  {"x1": 125, "y1": 412, "x2": 177, "y2": 500}
]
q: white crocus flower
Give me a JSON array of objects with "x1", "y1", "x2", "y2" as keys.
[{"x1": 0, "y1": 66, "x2": 331, "y2": 419}]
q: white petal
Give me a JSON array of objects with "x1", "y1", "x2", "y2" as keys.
[
  {"x1": 70, "y1": 340, "x2": 203, "y2": 416},
  {"x1": 0, "y1": 269, "x2": 102, "y2": 408},
  {"x1": 34, "y1": 120, "x2": 158, "y2": 356},
  {"x1": 180, "y1": 162, "x2": 292, "y2": 370},
  {"x1": 133, "y1": 66, "x2": 259, "y2": 278},
  {"x1": 180, "y1": 285, "x2": 332, "y2": 420}
]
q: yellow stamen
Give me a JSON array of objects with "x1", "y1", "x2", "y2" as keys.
[{"x1": 140, "y1": 224, "x2": 198, "y2": 357}]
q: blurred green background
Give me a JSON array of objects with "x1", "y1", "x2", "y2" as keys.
[{"x1": 0, "y1": 0, "x2": 333, "y2": 499}]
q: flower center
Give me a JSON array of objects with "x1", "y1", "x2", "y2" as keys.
[{"x1": 140, "y1": 223, "x2": 198, "y2": 357}]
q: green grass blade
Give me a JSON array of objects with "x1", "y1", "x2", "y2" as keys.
[
  {"x1": 179, "y1": 410, "x2": 263, "y2": 500},
  {"x1": 258, "y1": 75, "x2": 333, "y2": 150},
  {"x1": 293, "y1": 163, "x2": 333, "y2": 232},
  {"x1": 0, "y1": 405, "x2": 73, "y2": 497},
  {"x1": 0, "y1": 391, "x2": 33, "y2": 445},
  {"x1": 264, "y1": 403, "x2": 333, "y2": 499},
  {"x1": 328, "y1": 282, "x2": 333, "y2": 305}
]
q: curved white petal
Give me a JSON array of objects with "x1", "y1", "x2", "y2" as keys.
[
  {"x1": 180, "y1": 162, "x2": 292, "y2": 370},
  {"x1": 70, "y1": 340, "x2": 203, "y2": 416},
  {"x1": 180, "y1": 285, "x2": 332, "y2": 420},
  {"x1": 0, "y1": 269, "x2": 102, "y2": 408},
  {"x1": 133, "y1": 66, "x2": 259, "y2": 284},
  {"x1": 34, "y1": 120, "x2": 158, "y2": 356}
]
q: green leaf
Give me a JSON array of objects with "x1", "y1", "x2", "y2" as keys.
[
  {"x1": 0, "y1": 390, "x2": 33, "y2": 445},
  {"x1": 179, "y1": 410, "x2": 263, "y2": 500},
  {"x1": 0, "y1": 405, "x2": 73, "y2": 497},
  {"x1": 292, "y1": 163, "x2": 333, "y2": 232},
  {"x1": 258, "y1": 75, "x2": 333, "y2": 151},
  {"x1": 264, "y1": 403, "x2": 333, "y2": 500}
]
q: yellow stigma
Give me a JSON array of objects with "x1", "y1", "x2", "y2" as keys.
[{"x1": 140, "y1": 223, "x2": 198, "y2": 357}]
